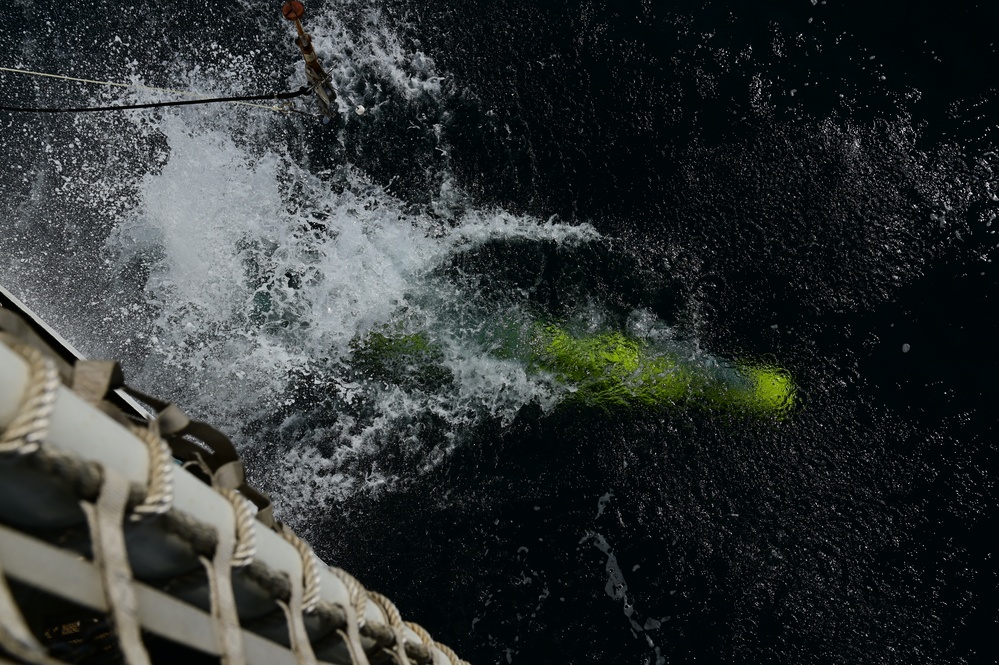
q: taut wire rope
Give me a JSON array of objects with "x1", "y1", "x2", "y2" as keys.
[{"x1": 0, "y1": 66, "x2": 314, "y2": 114}]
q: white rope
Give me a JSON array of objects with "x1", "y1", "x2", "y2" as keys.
[
  {"x1": 273, "y1": 526, "x2": 318, "y2": 664},
  {"x1": 0, "y1": 330, "x2": 471, "y2": 665},
  {"x1": 0, "y1": 556, "x2": 68, "y2": 665},
  {"x1": 128, "y1": 423, "x2": 175, "y2": 519},
  {"x1": 329, "y1": 567, "x2": 368, "y2": 627},
  {"x1": 405, "y1": 622, "x2": 468, "y2": 665},
  {"x1": 198, "y1": 514, "x2": 246, "y2": 664},
  {"x1": 0, "y1": 335, "x2": 59, "y2": 456},
  {"x1": 279, "y1": 524, "x2": 322, "y2": 614},
  {"x1": 0, "y1": 65, "x2": 288, "y2": 112},
  {"x1": 81, "y1": 469, "x2": 152, "y2": 665},
  {"x1": 276, "y1": 594, "x2": 318, "y2": 665},
  {"x1": 219, "y1": 488, "x2": 258, "y2": 568},
  {"x1": 367, "y1": 592, "x2": 412, "y2": 665},
  {"x1": 324, "y1": 566, "x2": 370, "y2": 665}
]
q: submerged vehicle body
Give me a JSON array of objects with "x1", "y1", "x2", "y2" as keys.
[{"x1": 351, "y1": 323, "x2": 796, "y2": 418}]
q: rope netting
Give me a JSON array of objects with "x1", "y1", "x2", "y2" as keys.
[{"x1": 0, "y1": 308, "x2": 469, "y2": 665}]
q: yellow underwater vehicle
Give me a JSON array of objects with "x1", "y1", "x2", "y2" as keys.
[{"x1": 351, "y1": 323, "x2": 796, "y2": 418}]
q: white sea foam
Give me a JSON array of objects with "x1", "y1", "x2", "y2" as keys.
[
  {"x1": 295, "y1": 0, "x2": 447, "y2": 115},
  {"x1": 84, "y1": 51, "x2": 591, "y2": 512},
  {"x1": 0, "y1": 1, "x2": 603, "y2": 512}
]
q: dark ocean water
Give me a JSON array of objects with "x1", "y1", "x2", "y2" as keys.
[{"x1": 1, "y1": 1, "x2": 997, "y2": 664}]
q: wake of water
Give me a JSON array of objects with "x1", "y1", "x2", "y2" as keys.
[
  {"x1": 3, "y1": 2, "x2": 998, "y2": 663},
  {"x1": 0, "y1": 1, "x2": 651, "y2": 510}
]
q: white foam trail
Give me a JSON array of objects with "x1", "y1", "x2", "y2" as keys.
[{"x1": 444, "y1": 210, "x2": 601, "y2": 249}]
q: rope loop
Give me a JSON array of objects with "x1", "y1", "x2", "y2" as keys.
[
  {"x1": 368, "y1": 591, "x2": 413, "y2": 665},
  {"x1": 0, "y1": 335, "x2": 60, "y2": 457},
  {"x1": 219, "y1": 488, "x2": 257, "y2": 567},
  {"x1": 279, "y1": 523, "x2": 322, "y2": 613},
  {"x1": 329, "y1": 566, "x2": 369, "y2": 626},
  {"x1": 404, "y1": 621, "x2": 468, "y2": 665},
  {"x1": 0, "y1": 317, "x2": 470, "y2": 664},
  {"x1": 127, "y1": 423, "x2": 175, "y2": 519}
]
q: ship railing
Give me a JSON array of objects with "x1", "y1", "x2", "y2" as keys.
[{"x1": 0, "y1": 297, "x2": 469, "y2": 665}]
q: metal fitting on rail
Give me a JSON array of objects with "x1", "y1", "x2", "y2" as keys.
[{"x1": 282, "y1": 1, "x2": 337, "y2": 122}]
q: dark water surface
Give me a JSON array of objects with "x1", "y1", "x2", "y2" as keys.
[
  {"x1": 1, "y1": 1, "x2": 997, "y2": 664},
  {"x1": 347, "y1": 3, "x2": 998, "y2": 663}
]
